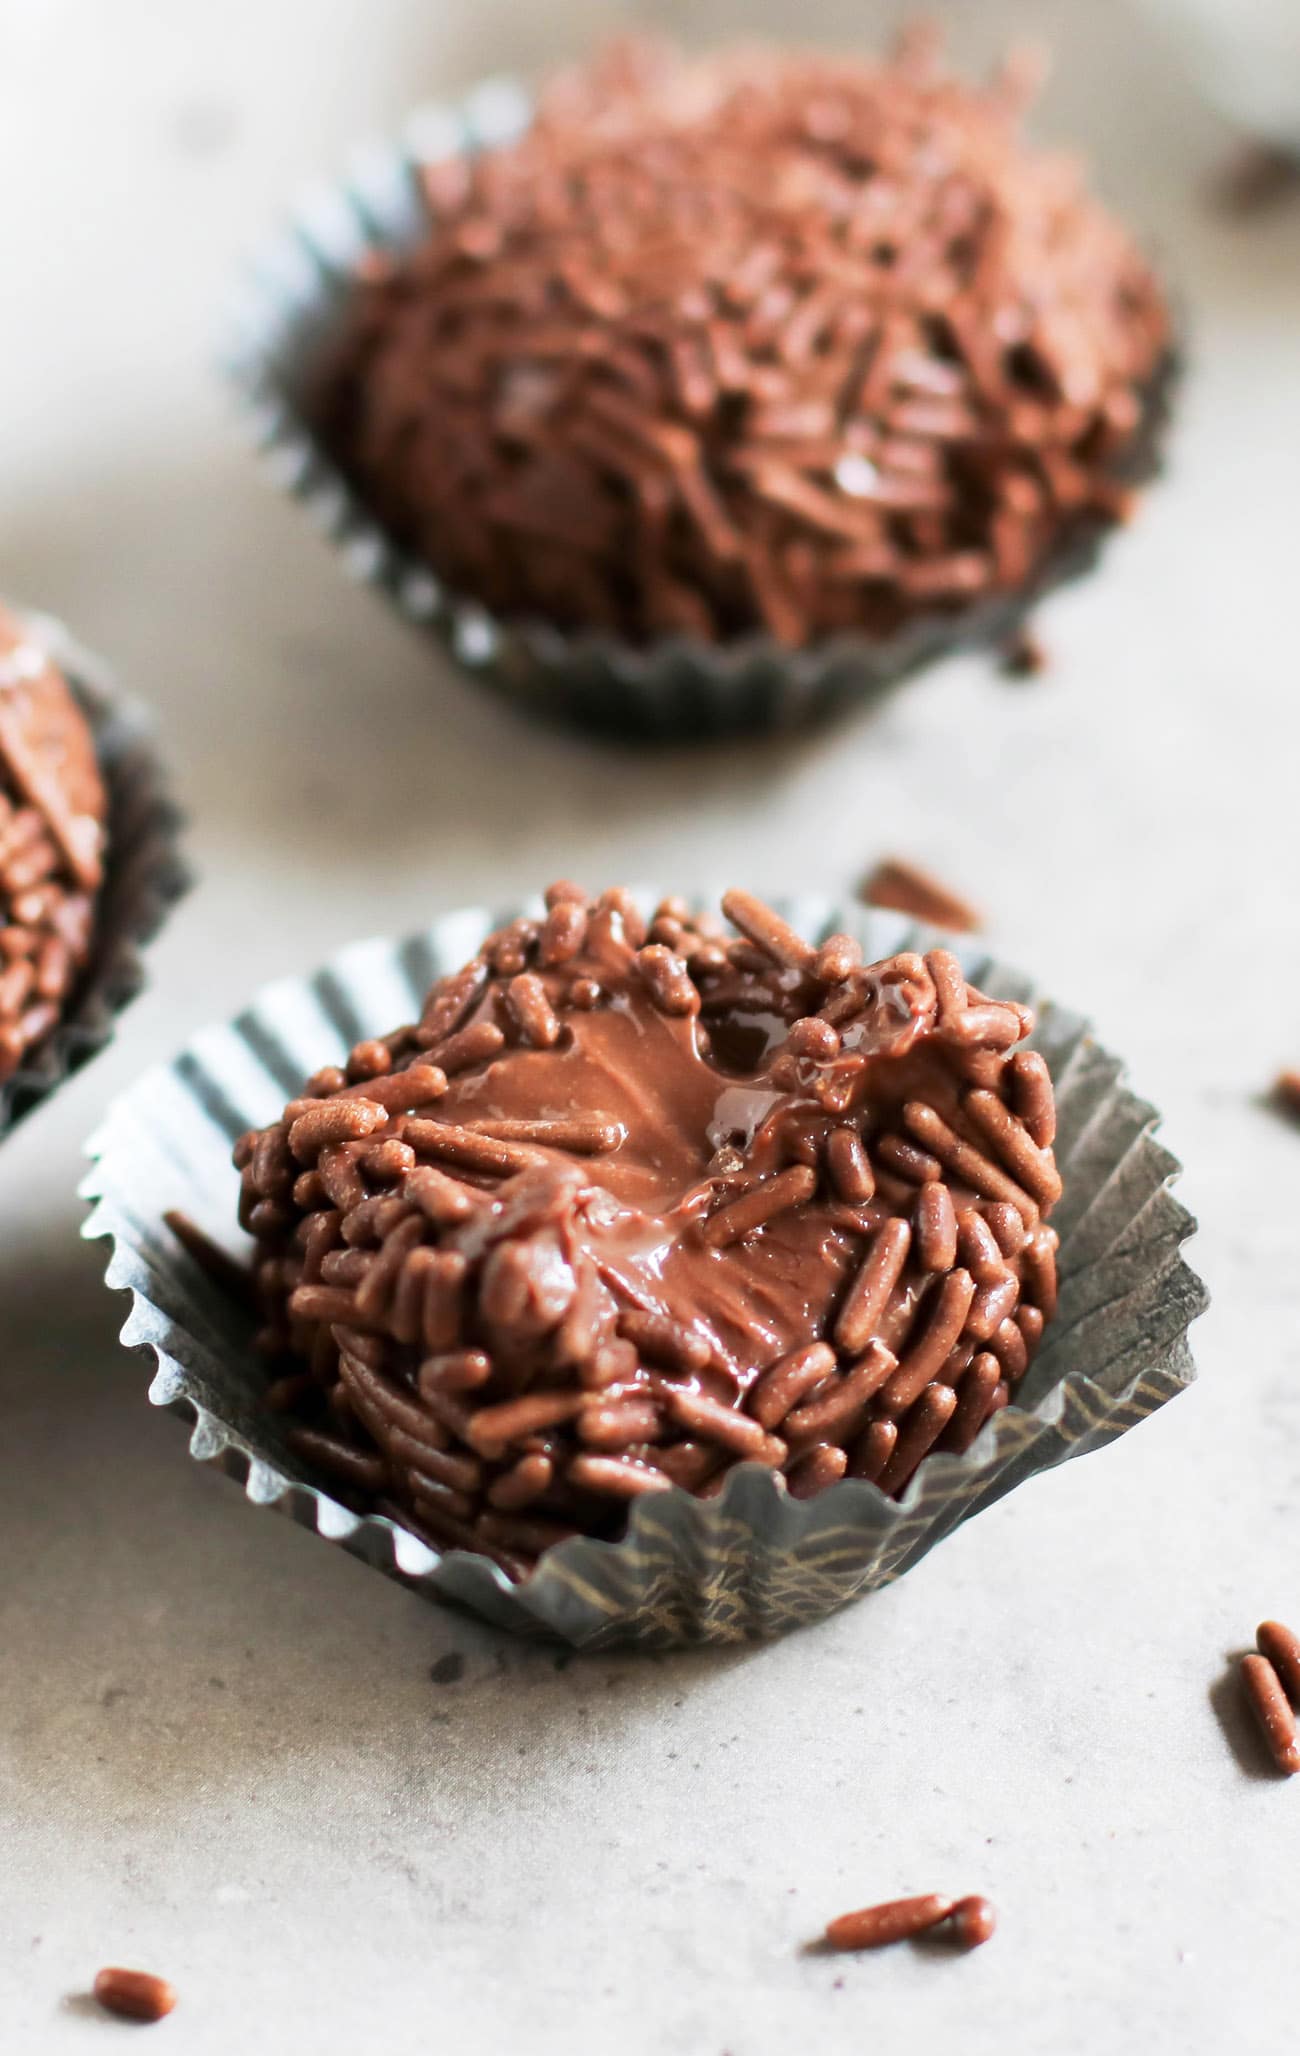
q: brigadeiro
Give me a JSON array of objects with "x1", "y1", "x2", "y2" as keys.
[
  {"x1": 234, "y1": 884, "x2": 1061, "y2": 1578},
  {"x1": 0, "y1": 603, "x2": 107, "y2": 1080},
  {"x1": 316, "y1": 32, "x2": 1172, "y2": 656}
]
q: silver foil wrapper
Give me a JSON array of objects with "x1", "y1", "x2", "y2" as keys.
[
  {"x1": 82, "y1": 896, "x2": 1206, "y2": 1648},
  {"x1": 1, "y1": 605, "x2": 189, "y2": 1142},
  {"x1": 223, "y1": 79, "x2": 1176, "y2": 743}
]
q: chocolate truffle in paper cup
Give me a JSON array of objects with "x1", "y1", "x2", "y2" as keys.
[
  {"x1": 83, "y1": 890, "x2": 1205, "y2": 1648},
  {"x1": 226, "y1": 33, "x2": 1176, "y2": 739},
  {"x1": 0, "y1": 602, "x2": 187, "y2": 1142}
]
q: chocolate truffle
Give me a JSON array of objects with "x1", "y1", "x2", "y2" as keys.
[
  {"x1": 0, "y1": 606, "x2": 107, "y2": 1080},
  {"x1": 237, "y1": 887, "x2": 1061, "y2": 1576},
  {"x1": 318, "y1": 34, "x2": 1170, "y2": 649}
]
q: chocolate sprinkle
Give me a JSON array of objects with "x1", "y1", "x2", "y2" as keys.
[
  {"x1": 236, "y1": 888, "x2": 1060, "y2": 1575},
  {"x1": 317, "y1": 34, "x2": 1170, "y2": 651},
  {"x1": 0, "y1": 606, "x2": 106, "y2": 1081},
  {"x1": 1271, "y1": 1070, "x2": 1300, "y2": 1124},
  {"x1": 1001, "y1": 628, "x2": 1048, "y2": 679},
  {"x1": 823, "y1": 1888, "x2": 996, "y2": 1952},
  {"x1": 859, "y1": 856, "x2": 982, "y2": 933},
  {"x1": 91, "y1": 1968, "x2": 178, "y2": 2023}
]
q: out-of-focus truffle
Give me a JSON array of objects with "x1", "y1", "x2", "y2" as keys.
[
  {"x1": 0, "y1": 606, "x2": 106, "y2": 1079},
  {"x1": 319, "y1": 34, "x2": 1171, "y2": 648}
]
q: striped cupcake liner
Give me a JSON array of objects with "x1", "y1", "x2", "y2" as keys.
[
  {"x1": 81, "y1": 895, "x2": 1205, "y2": 1648},
  {"x1": 223, "y1": 77, "x2": 1178, "y2": 742},
  {"x1": 0, "y1": 605, "x2": 189, "y2": 1143}
]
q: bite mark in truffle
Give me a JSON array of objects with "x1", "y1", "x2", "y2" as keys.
[{"x1": 236, "y1": 889, "x2": 1061, "y2": 1573}]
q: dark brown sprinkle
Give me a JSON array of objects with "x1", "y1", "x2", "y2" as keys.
[
  {"x1": 419, "y1": 1349, "x2": 493, "y2": 1396},
  {"x1": 824, "y1": 1894, "x2": 954, "y2": 1951},
  {"x1": 539, "y1": 898, "x2": 588, "y2": 964},
  {"x1": 701, "y1": 1164, "x2": 817, "y2": 1247},
  {"x1": 915, "y1": 1182, "x2": 958, "y2": 1272},
  {"x1": 720, "y1": 889, "x2": 816, "y2": 971},
  {"x1": 874, "y1": 1381, "x2": 959, "y2": 1494},
  {"x1": 1211, "y1": 141, "x2": 1300, "y2": 219},
  {"x1": 835, "y1": 1219, "x2": 912, "y2": 1354},
  {"x1": 949, "y1": 1896, "x2": 997, "y2": 1949},
  {"x1": 814, "y1": 933, "x2": 862, "y2": 984},
  {"x1": 346, "y1": 1037, "x2": 392, "y2": 1081},
  {"x1": 235, "y1": 885, "x2": 1058, "y2": 1571},
  {"x1": 402, "y1": 1119, "x2": 542, "y2": 1176},
  {"x1": 421, "y1": 1017, "x2": 506, "y2": 1074},
  {"x1": 92, "y1": 1968, "x2": 178, "y2": 2022},
  {"x1": 569, "y1": 1452, "x2": 674, "y2": 1498},
  {"x1": 860, "y1": 857, "x2": 982, "y2": 934},
  {"x1": 506, "y1": 972, "x2": 563, "y2": 1048},
  {"x1": 616, "y1": 1308, "x2": 712, "y2": 1375},
  {"x1": 1271, "y1": 1070, "x2": 1300, "y2": 1123},
  {"x1": 783, "y1": 1341, "x2": 895, "y2": 1445},
  {"x1": 785, "y1": 1441, "x2": 849, "y2": 1498},
  {"x1": 285, "y1": 1424, "x2": 387, "y2": 1493},
  {"x1": 1240, "y1": 1653, "x2": 1300, "y2": 1775},
  {"x1": 938, "y1": 1351, "x2": 1004, "y2": 1454},
  {"x1": 825, "y1": 1126, "x2": 875, "y2": 1204},
  {"x1": 1257, "y1": 1619, "x2": 1300, "y2": 1707},
  {"x1": 288, "y1": 1097, "x2": 388, "y2": 1162},
  {"x1": 823, "y1": 1890, "x2": 994, "y2": 1953},
  {"x1": 1001, "y1": 627, "x2": 1048, "y2": 679},
  {"x1": 636, "y1": 942, "x2": 701, "y2": 1016},
  {"x1": 749, "y1": 1341, "x2": 837, "y2": 1432},
  {"x1": 966, "y1": 1088, "x2": 1061, "y2": 1206},
  {"x1": 339, "y1": 1062, "x2": 448, "y2": 1112},
  {"x1": 467, "y1": 1115, "x2": 623, "y2": 1154},
  {"x1": 903, "y1": 1101, "x2": 1037, "y2": 1222},
  {"x1": 849, "y1": 1417, "x2": 897, "y2": 1483}
]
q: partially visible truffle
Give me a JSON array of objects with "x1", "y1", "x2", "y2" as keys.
[
  {"x1": 235, "y1": 886, "x2": 1061, "y2": 1577},
  {"x1": 319, "y1": 33, "x2": 1170, "y2": 649},
  {"x1": 0, "y1": 607, "x2": 106, "y2": 1079}
]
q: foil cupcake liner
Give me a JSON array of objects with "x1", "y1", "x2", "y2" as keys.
[
  {"x1": 0, "y1": 605, "x2": 189, "y2": 1143},
  {"x1": 222, "y1": 78, "x2": 1178, "y2": 743},
  {"x1": 82, "y1": 895, "x2": 1205, "y2": 1649}
]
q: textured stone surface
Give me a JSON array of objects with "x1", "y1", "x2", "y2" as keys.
[{"x1": 1, "y1": 3, "x2": 1298, "y2": 2052}]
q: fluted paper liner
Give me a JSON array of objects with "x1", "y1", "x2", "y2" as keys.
[
  {"x1": 82, "y1": 896, "x2": 1205, "y2": 1647},
  {"x1": 223, "y1": 79, "x2": 1177, "y2": 742},
  {"x1": 1, "y1": 605, "x2": 189, "y2": 1143}
]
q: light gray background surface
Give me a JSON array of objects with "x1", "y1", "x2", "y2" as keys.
[{"x1": 2, "y1": 3, "x2": 1298, "y2": 2050}]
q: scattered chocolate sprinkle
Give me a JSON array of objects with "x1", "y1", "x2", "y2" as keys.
[
  {"x1": 824, "y1": 1894, "x2": 953, "y2": 1950},
  {"x1": 317, "y1": 34, "x2": 1170, "y2": 651},
  {"x1": 91, "y1": 1968, "x2": 177, "y2": 2023},
  {"x1": 1001, "y1": 628, "x2": 1048, "y2": 678},
  {"x1": 235, "y1": 888, "x2": 1059, "y2": 1573},
  {"x1": 1257, "y1": 1619, "x2": 1300, "y2": 1706},
  {"x1": 824, "y1": 1890, "x2": 995, "y2": 1952},
  {"x1": 1211, "y1": 142, "x2": 1300, "y2": 219},
  {"x1": 949, "y1": 1895, "x2": 997, "y2": 1949},
  {"x1": 1240, "y1": 1652, "x2": 1300, "y2": 1775},
  {"x1": 860, "y1": 857, "x2": 982, "y2": 934},
  {"x1": 0, "y1": 605, "x2": 106, "y2": 1081},
  {"x1": 1270, "y1": 1071, "x2": 1300, "y2": 1123}
]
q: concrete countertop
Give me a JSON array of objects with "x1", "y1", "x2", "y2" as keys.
[{"x1": 2, "y1": 3, "x2": 1298, "y2": 2050}]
